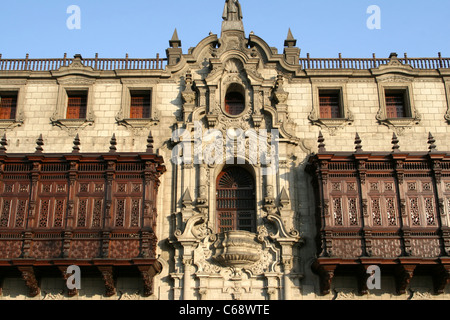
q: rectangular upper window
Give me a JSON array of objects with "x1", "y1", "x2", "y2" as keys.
[
  {"x1": 130, "y1": 90, "x2": 151, "y2": 119},
  {"x1": 66, "y1": 91, "x2": 88, "y2": 119},
  {"x1": 319, "y1": 90, "x2": 341, "y2": 119},
  {"x1": 0, "y1": 92, "x2": 18, "y2": 120},
  {"x1": 385, "y1": 90, "x2": 408, "y2": 118}
]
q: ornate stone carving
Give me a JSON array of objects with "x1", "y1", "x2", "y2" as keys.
[{"x1": 213, "y1": 230, "x2": 263, "y2": 267}]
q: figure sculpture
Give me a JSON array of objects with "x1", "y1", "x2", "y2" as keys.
[{"x1": 223, "y1": 0, "x2": 243, "y2": 21}]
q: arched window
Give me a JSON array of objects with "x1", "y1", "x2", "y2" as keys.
[
  {"x1": 216, "y1": 167, "x2": 256, "y2": 233},
  {"x1": 225, "y1": 91, "x2": 245, "y2": 116}
]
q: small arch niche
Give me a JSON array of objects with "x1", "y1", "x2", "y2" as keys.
[{"x1": 224, "y1": 83, "x2": 245, "y2": 116}]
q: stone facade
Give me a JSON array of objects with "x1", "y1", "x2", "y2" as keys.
[{"x1": 0, "y1": 1, "x2": 450, "y2": 300}]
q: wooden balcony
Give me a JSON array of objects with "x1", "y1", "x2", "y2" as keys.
[
  {"x1": 306, "y1": 132, "x2": 450, "y2": 295},
  {"x1": 0, "y1": 132, "x2": 165, "y2": 297}
]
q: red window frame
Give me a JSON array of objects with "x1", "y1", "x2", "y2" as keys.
[
  {"x1": 319, "y1": 91, "x2": 341, "y2": 119},
  {"x1": 0, "y1": 93, "x2": 17, "y2": 120},
  {"x1": 130, "y1": 92, "x2": 151, "y2": 119},
  {"x1": 66, "y1": 92, "x2": 87, "y2": 119}
]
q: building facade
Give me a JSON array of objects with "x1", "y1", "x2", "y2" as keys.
[{"x1": 0, "y1": 1, "x2": 450, "y2": 300}]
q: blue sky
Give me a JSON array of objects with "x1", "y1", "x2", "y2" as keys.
[{"x1": 0, "y1": 0, "x2": 449, "y2": 60}]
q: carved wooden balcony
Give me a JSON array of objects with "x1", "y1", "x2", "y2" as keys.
[
  {"x1": 0, "y1": 133, "x2": 165, "y2": 297},
  {"x1": 306, "y1": 133, "x2": 450, "y2": 296}
]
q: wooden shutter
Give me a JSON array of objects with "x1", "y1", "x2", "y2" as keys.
[
  {"x1": 385, "y1": 93, "x2": 405, "y2": 118},
  {"x1": 66, "y1": 94, "x2": 87, "y2": 119},
  {"x1": 216, "y1": 167, "x2": 255, "y2": 233},
  {"x1": 130, "y1": 93, "x2": 151, "y2": 119},
  {"x1": 319, "y1": 93, "x2": 340, "y2": 119},
  {"x1": 0, "y1": 95, "x2": 17, "y2": 120}
]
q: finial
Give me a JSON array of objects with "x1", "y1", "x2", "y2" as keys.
[
  {"x1": 146, "y1": 131, "x2": 154, "y2": 153},
  {"x1": 109, "y1": 134, "x2": 117, "y2": 153},
  {"x1": 428, "y1": 132, "x2": 437, "y2": 153},
  {"x1": 0, "y1": 134, "x2": 7, "y2": 154},
  {"x1": 169, "y1": 28, "x2": 181, "y2": 48},
  {"x1": 389, "y1": 52, "x2": 398, "y2": 59},
  {"x1": 72, "y1": 134, "x2": 80, "y2": 153},
  {"x1": 182, "y1": 188, "x2": 193, "y2": 207},
  {"x1": 318, "y1": 131, "x2": 326, "y2": 153},
  {"x1": 354, "y1": 133, "x2": 362, "y2": 153},
  {"x1": 284, "y1": 28, "x2": 297, "y2": 47},
  {"x1": 35, "y1": 134, "x2": 44, "y2": 153},
  {"x1": 280, "y1": 187, "x2": 290, "y2": 207},
  {"x1": 391, "y1": 132, "x2": 400, "y2": 153}
]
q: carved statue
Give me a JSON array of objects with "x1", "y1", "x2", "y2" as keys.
[{"x1": 223, "y1": 0, "x2": 243, "y2": 21}]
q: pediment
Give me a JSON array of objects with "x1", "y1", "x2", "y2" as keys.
[{"x1": 52, "y1": 56, "x2": 100, "y2": 78}]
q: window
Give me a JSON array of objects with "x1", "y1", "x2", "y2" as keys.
[
  {"x1": 216, "y1": 167, "x2": 256, "y2": 233},
  {"x1": 385, "y1": 90, "x2": 407, "y2": 118},
  {"x1": 225, "y1": 91, "x2": 245, "y2": 116},
  {"x1": 309, "y1": 83, "x2": 353, "y2": 131},
  {"x1": 116, "y1": 83, "x2": 157, "y2": 129},
  {"x1": 130, "y1": 91, "x2": 151, "y2": 119},
  {"x1": 66, "y1": 91, "x2": 87, "y2": 119},
  {"x1": 0, "y1": 92, "x2": 17, "y2": 120},
  {"x1": 319, "y1": 90, "x2": 341, "y2": 119},
  {"x1": 375, "y1": 79, "x2": 420, "y2": 129}
]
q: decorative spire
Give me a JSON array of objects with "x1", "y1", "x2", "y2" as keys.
[
  {"x1": 169, "y1": 28, "x2": 181, "y2": 48},
  {"x1": 109, "y1": 134, "x2": 117, "y2": 153},
  {"x1": 279, "y1": 187, "x2": 290, "y2": 207},
  {"x1": 391, "y1": 132, "x2": 400, "y2": 153},
  {"x1": 182, "y1": 188, "x2": 193, "y2": 208},
  {"x1": 428, "y1": 132, "x2": 437, "y2": 153},
  {"x1": 146, "y1": 131, "x2": 154, "y2": 153},
  {"x1": 354, "y1": 133, "x2": 362, "y2": 153},
  {"x1": 284, "y1": 28, "x2": 300, "y2": 65},
  {"x1": 318, "y1": 131, "x2": 326, "y2": 153},
  {"x1": 35, "y1": 134, "x2": 44, "y2": 153},
  {"x1": 166, "y1": 28, "x2": 182, "y2": 66},
  {"x1": 72, "y1": 134, "x2": 80, "y2": 153},
  {"x1": 0, "y1": 134, "x2": 7, "y2": 154},
  {"x1": 284, "y1": 28, "x2": 297, "y2": 48}
]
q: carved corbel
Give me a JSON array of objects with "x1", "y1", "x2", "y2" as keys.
[
  {"x1": 97, "y1": 266, "x2": 116, "y2": 297},
  {"x1": 18, "y1": 266, "x2": 40, "y2": 297},
  {"x1": 138, "y1": 263, "x2": 162, "y2": 297},
  {"x1": 57, "y1": 266, "x2": 78, "y2": 297},
  {"x1": 395, "y1": 264, "x2": 415, "y2": 295},
  {"x1": 433, "y1": 264, "x2": 450, "y2": 295},
  {"x1": 357, "y1": 265, "x2": 372, "y2": 295},
  {"x1": 312, "y1": 261, "x2": 336, "y2": 295}
]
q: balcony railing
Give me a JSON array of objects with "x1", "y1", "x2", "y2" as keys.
[
  {"x1": 1, "y1": 52, "x2": 448, "y2": 72},
  {"x1": 300, "y1": 52, "x2": 450, "y2": 70},
  {"x1": 0, "y1": 53, "x2": 167, "y2": 71}
]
